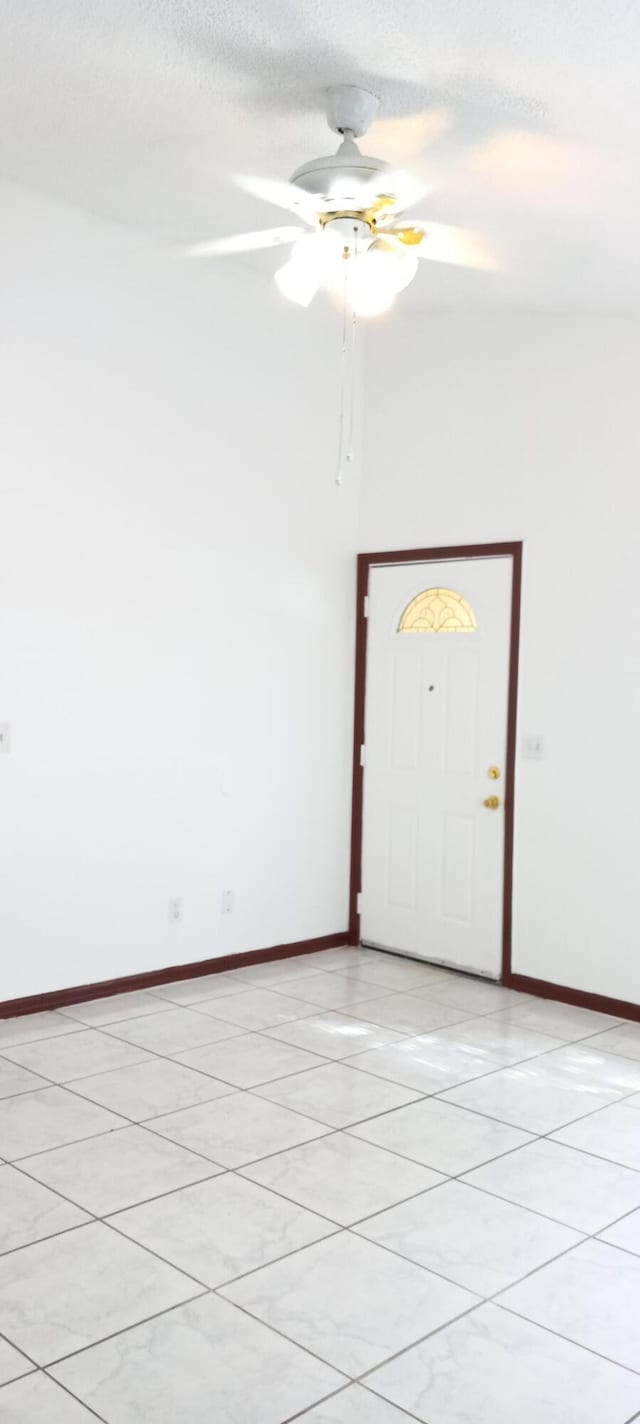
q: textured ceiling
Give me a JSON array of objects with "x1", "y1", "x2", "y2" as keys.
[{"x1": 1, "y1": 0, "x2": 639, "y2": 308}]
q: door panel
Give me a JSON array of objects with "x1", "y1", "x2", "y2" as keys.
[
  {"x1": 360, "y1": 557, "x2": 512, "y2": 977},
  {"x1": 387, "y1": 806, "x2": 419, "y2": 909},
  {"x1": 440, "y1": 812, "x2": 474, "y2": 923}
]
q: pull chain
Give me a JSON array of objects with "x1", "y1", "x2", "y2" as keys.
[{"x1": 335, "y1": 263, "x2": 357, "y2": 486}]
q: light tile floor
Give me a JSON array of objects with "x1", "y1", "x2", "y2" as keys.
[{"x1": 0, "y1": 946, "x2": 640, "y2": 1422}]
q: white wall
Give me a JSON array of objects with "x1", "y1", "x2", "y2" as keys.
[
  {"x1": 363, "y1": 310, "x2": 640, "y2": 1005},
  {"x1": 4, "y1": 183, "x2": 638, "y2": 1010},
  {"x1": 0, "y1": 181, "x2": 359, "y2": 1000}
]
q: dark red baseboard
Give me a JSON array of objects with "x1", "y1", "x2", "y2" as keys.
[
  {"x1": 504, "y1": 971, "x2": 640, "y2": 1025},
  {"x1": 0, "y1": 931, "x2": 349, "y2": 1020}
]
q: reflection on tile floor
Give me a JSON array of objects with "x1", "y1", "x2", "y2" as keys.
[{"x1": 0, "y1": 946, "x2": 640, "y2": 1422}]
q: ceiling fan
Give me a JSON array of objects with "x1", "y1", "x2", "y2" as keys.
[{"x1": 187, "y1": 85, "x2": 496, "y2": 316}]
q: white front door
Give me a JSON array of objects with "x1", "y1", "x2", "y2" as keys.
[{"x1": 360, "y1": 557, "x2": 513, "y2": 978}]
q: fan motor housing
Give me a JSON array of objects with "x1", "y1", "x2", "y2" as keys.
[{"x1": 289, "y1": 144, "x2": 389, "y2": 213}]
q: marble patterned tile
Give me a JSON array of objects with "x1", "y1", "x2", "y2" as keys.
[
  {"x1": 416, "y1": 976, "x2": 528, "y2": 1014},
  {"x1": 100, "y1": 1007, "x2": 244, "y2": 1055},
  {"x1": 345, "y1": 993, "x2": 471, "y2": 1036},
  {"x1": 228, "y1": 958, "x2": 330, "y2": 988},
  {"x1": 174, "y1": 1033, "x2": 327, "y2": 1088},
  {"x1": 551, "y1": 1102, "x2": 640, "y2": 1171},
  {"x1": 368, "y1": 1301, "x2": 640, "y2": 1424},
  {"x1": 110, "y1": 1172, "x2": 336, "y2": 1286},
  {"x1": 0, "y1": 1085, "x2": 124, "y2": 1161},
  {"x1": 2, "y1": 1029, "x2": 152, "y2": 1083},
  {"x1": 0, "y1": 1221, "x2": 200, "y2": 1364},
  {"x1": 0, "y1": 1337, "x2": 34, "y2": 1387},
  {"x1": 264, "y1": 1012, "x2": 405, "y2": 1060},
  {"x1": 193, "y1": 987, "x2": 321, "y2": 1032},
  {"x1": 51, "y1": 1292, "x2": 345, "y2": 1423},
  {"x1": 149, "y1": 1091, "x2": 330, "y2": 1167},
  {"x1": 240, "y1": 1131, "x2": 443, "y2": 1225},
  {"x1": 346, "y1": 1036, "x2": 502, "y2": 1094},
  {"x1": 147, "y1": 972, "x2": 248, "y2": 1005},
  {"x1": 55, "y1": 990, "x2": 168, "y2": 1026},
  {"x1": 299, "y1": 1386, "x2": 419, "y2": 1423},
  {"x1": 20, "y1": 1124, "x2": 222, "y2": 1215},
  {"x1": 489, "y1": 1000, "x2": 625, "y2": 1042},
  {"x1": 356, "y1": 1179, "x2": 581, "y2": 1296},
  {"x1": 0, "y1": 1164, "x2": 89, "y2": 1253},
  {"x1": 0, "y1": 1060, "x2": 50, "y2": 1100},
  {"x1": 538, "y1": 1043, "x2": 640, "y2": 1092},
  {"x1": 348, "y1": 1098, "x2": 533, "y2": 1175},
  {"x1": 427, "y1": 1015, "x2": 563, "y2": 1066},
  {"x1": 0, "y1": 1372, "x2": 101, "y2": 1420},
  {"x1": 285, "y1": 974, "x2": 392, "y2": 1012},
  {"x1": 71, "y1": 1056, "x2": 234, "y2": 1119},
  {"x1": 500, "y1": 1238, "x2": 640, "y2": 1373},
  {"x1": 340, "y1": 956, "x2": 452, "y2": 992},
  {"x1": 221, "y1": 1231, "x2": 476, "y2": 1377},
  {"x1": 308, "y1": 947, "x2": 383, "y2": 973},
  {"x1": 253, "y1": 1062, "x2": 421, "y2": 1128},
  {"x1": 0, "y1": 1013, "x2": 81, "y2": 1049},
  {"x1": 465, "y1": 1138, "x2": 640, "y2": 1233},
  {"x1": 599, "y1": 1207, "x2": 640, "y2": 1256},
  {"x1": 579, "y1": 1022, "x2": 640, "y2": 1062},
  {"x1": 441, "y1": 1060, "x2": 623, "y2": 1133}
]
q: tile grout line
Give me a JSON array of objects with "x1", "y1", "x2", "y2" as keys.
[
  {"x1": 354, "y1": 1225, "x2": 640, "y2": 1392},
  {"x1": 0, "y1": 1087, "x2": 632, "y2": 1389},
  {"x1": 4, "y1": 994, "x2": 635, "y2": 1146},
  {"x1": 3, "y1": 1028, "x2": 640, "y2": 1193},
  {"x1": 3, "y1": 960, "x2": 635, "y2": 1091},
  {"x1": 6, "y1": 1072, "x2": 640, "y2": 1314},
  {"x1": 4, "y1": 1023, "x2": 640, "y2": 1229},
  {"x1": 0, "y1": 1092, "x2": 587, "y2": 1370},
  {"x1": 41, "y1": 1369, "x2": 111, "y2": 1422},
  {"x1": 13, "y1": 1216, "x2": 632, "y2": 1424},
  {"x1": 492, "y1": 1294, "x2": 640, "y2": 1378},
  {"x1": 283, "y1": 1378, "x2": 428, "y2": 1424},
  {"x1": 0, "y1": 959, "x2": 639, "y2": 1412}
]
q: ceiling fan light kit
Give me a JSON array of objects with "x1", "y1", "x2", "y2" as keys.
[
  {"x1": 186, "y1": 84, "x2": 496, "y2": 486},
  {"x1": 188, "y1": 84, "x2": 494, "y2": 318}
]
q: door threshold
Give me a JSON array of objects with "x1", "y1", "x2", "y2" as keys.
[{"x1": 360, "y1": 941, "x2": 500, "y2": 984}]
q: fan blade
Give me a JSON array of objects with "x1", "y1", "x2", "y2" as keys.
[
  {"x1": 385, "y1": 221, "x2": 497, "y2": 271},
  {"x1": 369, "y1": 110, "x2": 451, "y2": 164},
  {"x1": 186, "y1": 227, "x2": 308, "y2": 257},
  {"x1": 357, "y1": 170, "x2": 430, "y2": 217},
  {"x1": 235, "y1": 175, "x2": 317, "y2": 221}
]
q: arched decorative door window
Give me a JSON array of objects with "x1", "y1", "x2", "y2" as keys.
[{"x1": 398, "y1": 587, "x2": 477, "y2": 634}]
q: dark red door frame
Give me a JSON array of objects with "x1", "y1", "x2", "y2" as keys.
[{"x1": 348, "y1": 541, "x2": 523, "y2": 983}]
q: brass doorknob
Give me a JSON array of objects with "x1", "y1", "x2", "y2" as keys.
[{"x1": 483, "y1": 795, "x2": 501, "y2": 810}]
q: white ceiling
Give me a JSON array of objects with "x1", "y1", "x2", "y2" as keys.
[{"x1": 1, "y1": 0, "x2": 640, "y2": 309}]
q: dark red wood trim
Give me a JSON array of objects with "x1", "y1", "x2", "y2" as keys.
[
  {"x1": 348, "y1": 541, "x2": 523, "y2": 974},
  {"x1": 348, "y1": 554, "x2": 370, "y2": 943},
  {"x1": 502, "y1": 542, "x2": 522, "y2": 981},
  {"x1": 0, "y1": 931, "x2": 349, "y2": 1019},
  {"x1": 360, "y1": 542, "x2": 523, "y2": 567},
  {"x1": 504, "y1": 972, "x2": 640, "y2": 1025}
]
